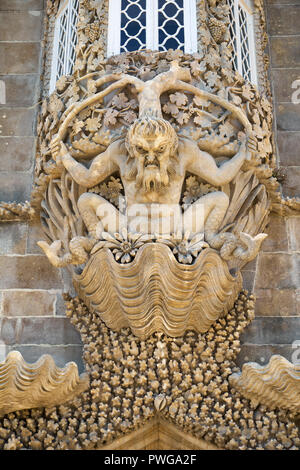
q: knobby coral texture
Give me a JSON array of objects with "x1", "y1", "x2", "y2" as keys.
[{"x1": 0, "y1": 292, "x2": 299, "y2": 450}]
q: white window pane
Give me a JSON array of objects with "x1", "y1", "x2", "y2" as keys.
[{"x1": 157, "y1": 0, "x2": 185, "y2": 51}]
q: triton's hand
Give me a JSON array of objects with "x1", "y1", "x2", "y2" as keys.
[
  {"x1": 246, "y1": 134, "x2": 257, "y2": 160},
  {"x1": 50, "y1": 137, "x2": 69, "y2": 164}
]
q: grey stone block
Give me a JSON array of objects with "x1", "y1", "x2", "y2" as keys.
[
  {"x1": 260, "y1": 214, "x2": 288, "y2": 252},
  {"x1": 276, "y1": 103, "x2": 300, "y2": 131},
  {"x1": 254, "y1": 288, "x2": 298, "y2": 316},
  {"x1": 255, "y1": 252, "x2": 300, "y2": 289},
  {"x1": 6, "y1": 345, "x2": 85, "y2": 374},
  {"x1": 287, "y1": 217, "x2": 300, "y2": 251},
  {"x1": 281, "y1": 166, "x2": 300, "y2": 197},
  {"x1": 0, "y1": 172, "x2": 33, "y2": 201},
  {"x1": 0, "y1": 222, "x2": 27, "y2": 255},
  {"x1": 0, "y1": 137, "x2": 35, "y2": 171},
  {"x1": 0, "y1": 108, "x2": 36, "y2": 137},
  {"x1": 236, "y1": 344, "x2": 299, "y2": 369},
  {"x1": 0, "y1": 317, "x2": 82, "y2": 346},
  {"x1": 270, "y1": 37, "x2": 300, "y2": 68},
  {"x1": 277, "y1": 131, "x2": 300, "y2": 166},
  {"x1": 0, "y1": 43, "x2": 41, "y2": 74},
  {"x1": 0, "y1": 255, "x2": 63, "y2": 289},
  {"x1": 0, "y1": 75, "x2": 40, "y2": 107},
  {"x1": 1, "y1": 290, "x2": 56, "y2": 317},
  {"x1": 0, "y1": 11, "x2": 42, "y2": 42},
  {"x1": 240, "y1": 317, "x2": 300, "y2": 345},
  {"x1": 0, "y1": 1, "x2": 44, "y2": 10},
  {"x1": 271, "y1": 69, "x2": 300, "y2": 104},
  {"x1": 267, "y1": 5, "x2": 300, "y2": 36}
]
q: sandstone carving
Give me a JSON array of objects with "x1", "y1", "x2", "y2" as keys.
[
  {"x1": 0, "y1": 351, "x2": 89, "y2": 417},
  {"x1": 72, "y1": 243, "x2": 242, "y2": 338},
  {"x1": 35, "y1": 58, "x2": 270, "y2": 337},
  {"x1": 229, "y1": 355, "x2": 300, "y2": 415}
]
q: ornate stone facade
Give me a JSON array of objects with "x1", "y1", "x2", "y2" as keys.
[{"x1": 0, "y1": 0, "x2": 299, "y2": 451}]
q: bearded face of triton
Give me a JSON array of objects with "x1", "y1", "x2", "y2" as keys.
[{"x1": 125, "y1": 117, "x2": 179, "y2": 193}]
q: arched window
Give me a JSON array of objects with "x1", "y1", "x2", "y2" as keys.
[
  {"x1": 49, "y1": 0, "x2": 80, "y2": 93},
  {"x1": 107, "y1": 0, "x2": 198, "y2": 56},
  {"x1": 227, "y1": 0, "x2": 257, "y2": 84}
]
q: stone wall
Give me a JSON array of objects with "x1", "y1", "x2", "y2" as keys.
[
  {"x1": 0, "y1": 0, "x2": 298, "y2": 376},
  {"x1": 0, "y1": 0, "x2": 83, "y2": 371},
  {"x1": 237, "y1": 0, "x2": 300, "y2": 367}
]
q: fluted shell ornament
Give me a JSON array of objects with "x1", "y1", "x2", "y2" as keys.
[
  {"x1": 0, "y1": 351, "x2": 89, "y2": 417},
  {"x1": 229, "y1": 355, "x2": 300, "y2": 414},
  {"x1": 73, "y1": 243, "x2": 242, "y2": 339}
]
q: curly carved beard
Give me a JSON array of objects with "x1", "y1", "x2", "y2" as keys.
[{"x1": 127, "y1": 158, "x2": 176, "y2": 193}]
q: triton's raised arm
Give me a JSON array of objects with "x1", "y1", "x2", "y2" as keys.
[
  {"x1": 50, "y1": 137, "x2": 121, "y2": 188},
  {"x1": 182, "y1": 135, "x2": 256, "y2": 187}
]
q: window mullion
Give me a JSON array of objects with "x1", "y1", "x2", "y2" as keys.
[
  {"x1": 234, "y1": 0, "x2": 242, "y2": 76},
  {"x1": 183, "y1": 0, "x2": 197, "y2": 54},
  {"x1": 107, "y1": 0, "x2": 121, "y2": 56},
  {"x1": 147, "y1": 0, "x2": 158, "y2": 50},
  {"x1": 65, "y1": 1, "x2": 72, "y2": 75},
  {"x1": 247, "y1": 12, "x2": 258, "y2": 85},
  {"x1": 49, "y1": 14, "x2": 61, "y2": 93}
]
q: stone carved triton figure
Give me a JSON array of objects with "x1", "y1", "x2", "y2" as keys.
[
  {"x1": 40, "y1": 61, "x2": 265, "y2": 268},
  {"x1": 50, "y1": 116, "x2": 256, "y2": 246},
  {"x1": 37, "y1": 60, "x2": 269, "y2": 337}
]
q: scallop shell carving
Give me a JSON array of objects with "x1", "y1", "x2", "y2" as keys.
[
  {"x1": 73, "y1": 243, "x2": 242, "y2": 338},
  {"x1": 0, "y1": 351, "x2": 89, "y2": 417},
  {"x1": 229, "y1": 355, "x2": 300, "y2": 414}
]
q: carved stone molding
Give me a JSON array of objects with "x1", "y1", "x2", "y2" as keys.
[
  {"x1": 229, "y1": 355, "x2": 300, "y2": 415},
  {"x1": 0, "y1": 351, "x2": 89, "y2": 418},
  {"x1": 73, "y1": 244, "x2": 242, "y2": 338}
]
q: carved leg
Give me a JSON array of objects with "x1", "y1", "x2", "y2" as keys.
[
  {"x1": 78, "y1": 193, "x2": 126, "y2": 238},
  {"x1": 183, "y1": 191, "x2": 229, "y2": 237}
]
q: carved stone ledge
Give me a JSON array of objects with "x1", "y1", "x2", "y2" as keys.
[
  {"x1": 0, "y1": 351, "x2": 89, "y2": 417},
  {"x1": 0, "y1": 201, "x2": 35, "y2": 222},
  {"x1": 229, "y1": 355, "x2": 300, "y2": 415}
]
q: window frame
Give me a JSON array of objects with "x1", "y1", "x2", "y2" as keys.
[
  {"x1": 49, "y1": 0, "x2": 79, "y2": 93},
  {"x1": 227, "y1": 0, "x2": 258, "y2": 85},
  {"x1": 107, "y1": 0, "x2": 198, "y2": 56}
]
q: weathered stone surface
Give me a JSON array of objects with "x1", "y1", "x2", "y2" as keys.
[
  {"x1": 0, "y1": 317, "x2": 81, "y2": 346},
  {"x1": 0, "y1": 43, "x2": 41, "y2": 74},
  {"x1": 55, "y1": 293, "x2": 67, "y2": 317},
  {"x1": 277, "y1": 131, "x2": 300, "y2": 166},
  {"x1": 0, "y1": 0, "x2": 44, "y2": 10},
  {"x1": 0, "y1": 75, "x2": 39, "y2": 107},
  {"x1": 266, "y1": 0, "x2": 300, "y2": 4},
  {"x1": 1, "y1": 290, "x2": 56, "y2": 317},
  {"x1": 0, "y1": 172, "x2": 32, "y2": 201},
  {"x1": 270, "y1": 37, "x2": 300, "y2": 68},
  {"x1": 5, "y1": 345, "x2": 85, "y2": 373},
  {"x1": 267, "y1": 5, "x2": 300, "y2": 36},
  {"x1": 276, "y1": 104, "x2": 300, "y2": 131},
  {"x1": 0, "y1": 137, "x2": 35, "y2": 171},
  {"x1": 0, "y1": 255, "x2": 62, "y2": 289},
  {"x1": 0, "y1": 11, "x2": 42, "y2": 42},
  {"x1": 241, "y1": 270, "x2": 255, "y2": 292},
  {"x1": 255, "y1": 253, "x2": 300, "y2": 289},
  {"x1": 271, "y1": 69, "x2": 300, "y2": 103},
  {"x1": 254, "y1": 288, "x2": 298, "y2": 316},
  {"x1": 0, "y1": 108, "x2": 36, "y2": 136},
  {"x1": 281, "y1": 166, "x2": 300, "y2": 197},
  {"x1": 236, "y1": 344, "x2": 299, "y2": 369},
  {"x1": 260, "y1": 214, "x2": 288, "y2": 252},
  {"x1": 240, "y1": 317, "x2": 300, "y2": 344},
  {"x1": 287, "y1": 217, "x2": 300, "y2": 251},
  {"x1": 0, "y1": 222, "x2": 27, "y2": 255},
  {"x1": 27, "y1": 221, "x2": 49, "y2": 254}
]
